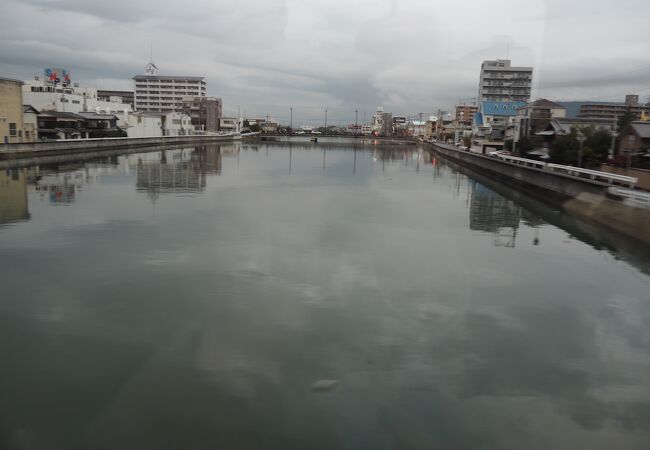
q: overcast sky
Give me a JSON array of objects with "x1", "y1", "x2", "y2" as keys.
[{"x1": 1, "y1": 0, "x2": 649, "y2": 125}]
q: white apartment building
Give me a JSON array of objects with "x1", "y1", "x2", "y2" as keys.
[
  {"x1": 22, "y1": 77, "x2": 132, "y2": 114},
  {"x1": 478, "y1": 60, "x2": 533, "y2": 103},
  {"x1": 133, "y1": 63, "x2": 207, "y2": 113}
]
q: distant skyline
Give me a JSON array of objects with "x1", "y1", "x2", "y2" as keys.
[{"x1": 1, "y1": 0, "x2": 649, "y2": 125}]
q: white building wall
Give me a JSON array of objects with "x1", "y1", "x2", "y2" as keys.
[
  {"x1": 120, "y1": 113, "x2": 163, "y2": 138},
  {"x1": 22, "y1": 80, "x2": 131, "y2": 114}
]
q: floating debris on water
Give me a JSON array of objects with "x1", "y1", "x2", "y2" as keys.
[{"x1": 311, "y1": 379, "x2": 338, "y2": 391}]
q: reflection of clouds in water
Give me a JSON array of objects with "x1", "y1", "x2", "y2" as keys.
[{"x1": 2, "y1": 145, "x2": 650, "y2": 449}]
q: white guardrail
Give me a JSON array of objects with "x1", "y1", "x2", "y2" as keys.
[{"x1": 495, "y1": 155, "x2": 637, "y2": 188}]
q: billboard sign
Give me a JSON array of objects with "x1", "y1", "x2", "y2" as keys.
[{"x1": 44, "y1": 68, "x2": 71, "y2": 86}]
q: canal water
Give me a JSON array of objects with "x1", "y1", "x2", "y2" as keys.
[{"x1": 1, "y1": 143, "x2": 649, "y2": 450}]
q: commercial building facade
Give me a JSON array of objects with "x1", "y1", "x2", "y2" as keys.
[
  {"x1": 134, "y1": 63, "x2": 207, "y2": 113},
  {"x1": 22, "y1": 77, "x2": 132, "y2": 115},
  {"x1": 478, "y1": 60, "x2": 533, "y2": 103}
]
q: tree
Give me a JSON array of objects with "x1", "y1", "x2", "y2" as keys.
[
  {"x1": 583, "y1": 127, "x2": 611, "y2": 167},
  {"x1": 549, "y1": 126, "x2": 612, "y2": 168},
  {"x1": 517, "y1": 136, "x2": 535, "y2": 154},
  {"x1": 550, "y1": 128, "x2": 579, "y2": 165},
  {"x1": 617, "y1": 107, "x2": 636, "y2": 133}
]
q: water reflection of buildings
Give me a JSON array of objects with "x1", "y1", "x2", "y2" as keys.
[
  {"x1": 469, "y1": 181, "x2": 521, "y2": 247},
  {"x1": 135, "y1": 146, "x2": 225, "y2": 200},
  {"x1": 31, "y1": 164, "x2": 123, "y2": 204},
  {"x1": 0, "y1": 169, "x2": 30, "y2": 224}
]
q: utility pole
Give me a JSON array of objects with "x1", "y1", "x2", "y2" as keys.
[
  {"x1": 355, "y1": 109, "x2": 358, "y2": 135},
  {"x1": 609, "y1": 116, "x2": 617, "y2": 160},
  {"x1": 577, "y1": 132, "x2": 586, "y2": 168},
  {"x1": 324, "y1": 108, "x2": 327, "y2": 129},
  {"x1": 290, "y1": 107, "x2": 293, "y2": 130}
]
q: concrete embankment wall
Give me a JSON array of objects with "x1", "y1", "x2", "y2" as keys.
[
  {"x1": 564, "y1": 193, "x2": 650, "y2": 244},
  {"x1": 426, "y1": 143, "x2": 650, "y2": 245},
  {"x1": 0, "y1": 135, "x2": 238, "y2": 160},
  {"x1": 428, "y1": 143, "x2": 607, "y2": 199}
]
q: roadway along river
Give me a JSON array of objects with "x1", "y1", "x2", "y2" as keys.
[{"x1": 1, "y1": 142, "x2": 649, "y2": 450}]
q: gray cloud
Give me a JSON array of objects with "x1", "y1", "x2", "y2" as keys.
[{"x1": 2, "y1": 0, "x2": 650, "y2": 123}]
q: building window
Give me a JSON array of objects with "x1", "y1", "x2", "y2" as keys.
[
  {"x1": 9, "y1": 123, "x2": 17, "y2": 136},
  {"x1": 627, "y1": 135, "x2": 636, "y2": 145}
]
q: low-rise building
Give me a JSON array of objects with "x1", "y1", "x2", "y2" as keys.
[
  {"x1": 515, "y1": 99, "x2": 566, "y2": 142},
  {"x1": 535, "y1": 117, "x2": 615, "y2": 149},
  {"x1": 22, "y1": 105, "x2": 39, "y2": 142},
  {"x1": 77, "y1": 112, "x2": 125, "y2": 138},
  {"x1": 162, "y1": 112, "x2": 194, "y2": 136},
  {"x1": 617, "y1": 121, "x2": 650, "y2": 155},
  {"x1": 37, "y1": 111, "x2": 86, "y2": 140},
  {"x1": 0, "y1": 77, "x2": 27, "y2": 144},
  {"x1": 474, "y1": 101, "x2": 526, "y2": 138},
  {"x1": 409, "y1": 120, "x2": 427, "y2": 138},
  {"x1": 219, "y1": 117, "x2": 242, "y2": 133},
  {"x1": 121, "y1": 112, "x2": 164, "y2": 138}
]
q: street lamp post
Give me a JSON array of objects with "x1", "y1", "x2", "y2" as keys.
[
  {"x1": 324, "y1": 109, "x2": 327, "y2": 130},
  {"x1": 577, "y1": 132, "x2": 586, "y2": 168},
  {"x1": 290, "y1": 107, "x2": 293, "y2": 131},
  {"x1": 355, "y1": 109, "x2": 358, "y2": 135}
]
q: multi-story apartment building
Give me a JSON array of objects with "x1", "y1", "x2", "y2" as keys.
[
  {"x1": 133, "y1": 63, "x2": 207, "y2": 113},
  {"x1": 578, "y1": 95, "x2": 649, "y2": 122},
  {"x1": 455, "y1": 104, "x2": 478, "y2": 126},
  {"x1": 97, "y1": 90, "x2": 135, "y2": 110},
  {"x1": 180, "y1": 96, "x2": 222, "y2": 132},
  {"x1": 478, "y1": 60, "x2": 533, "y2": 103}
]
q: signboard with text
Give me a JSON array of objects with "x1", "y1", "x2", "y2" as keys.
[{"x1": 44, "y1": 68, "x2": 71, "y2": 86}]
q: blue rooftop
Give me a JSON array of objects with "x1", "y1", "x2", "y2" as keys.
[{"x1": 481, "y1": 101, "x2": 527, "y2": 116}]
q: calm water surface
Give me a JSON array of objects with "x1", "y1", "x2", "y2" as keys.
[{"x1": 1, "y1": 143, "x2": 649, "y2": 449}]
